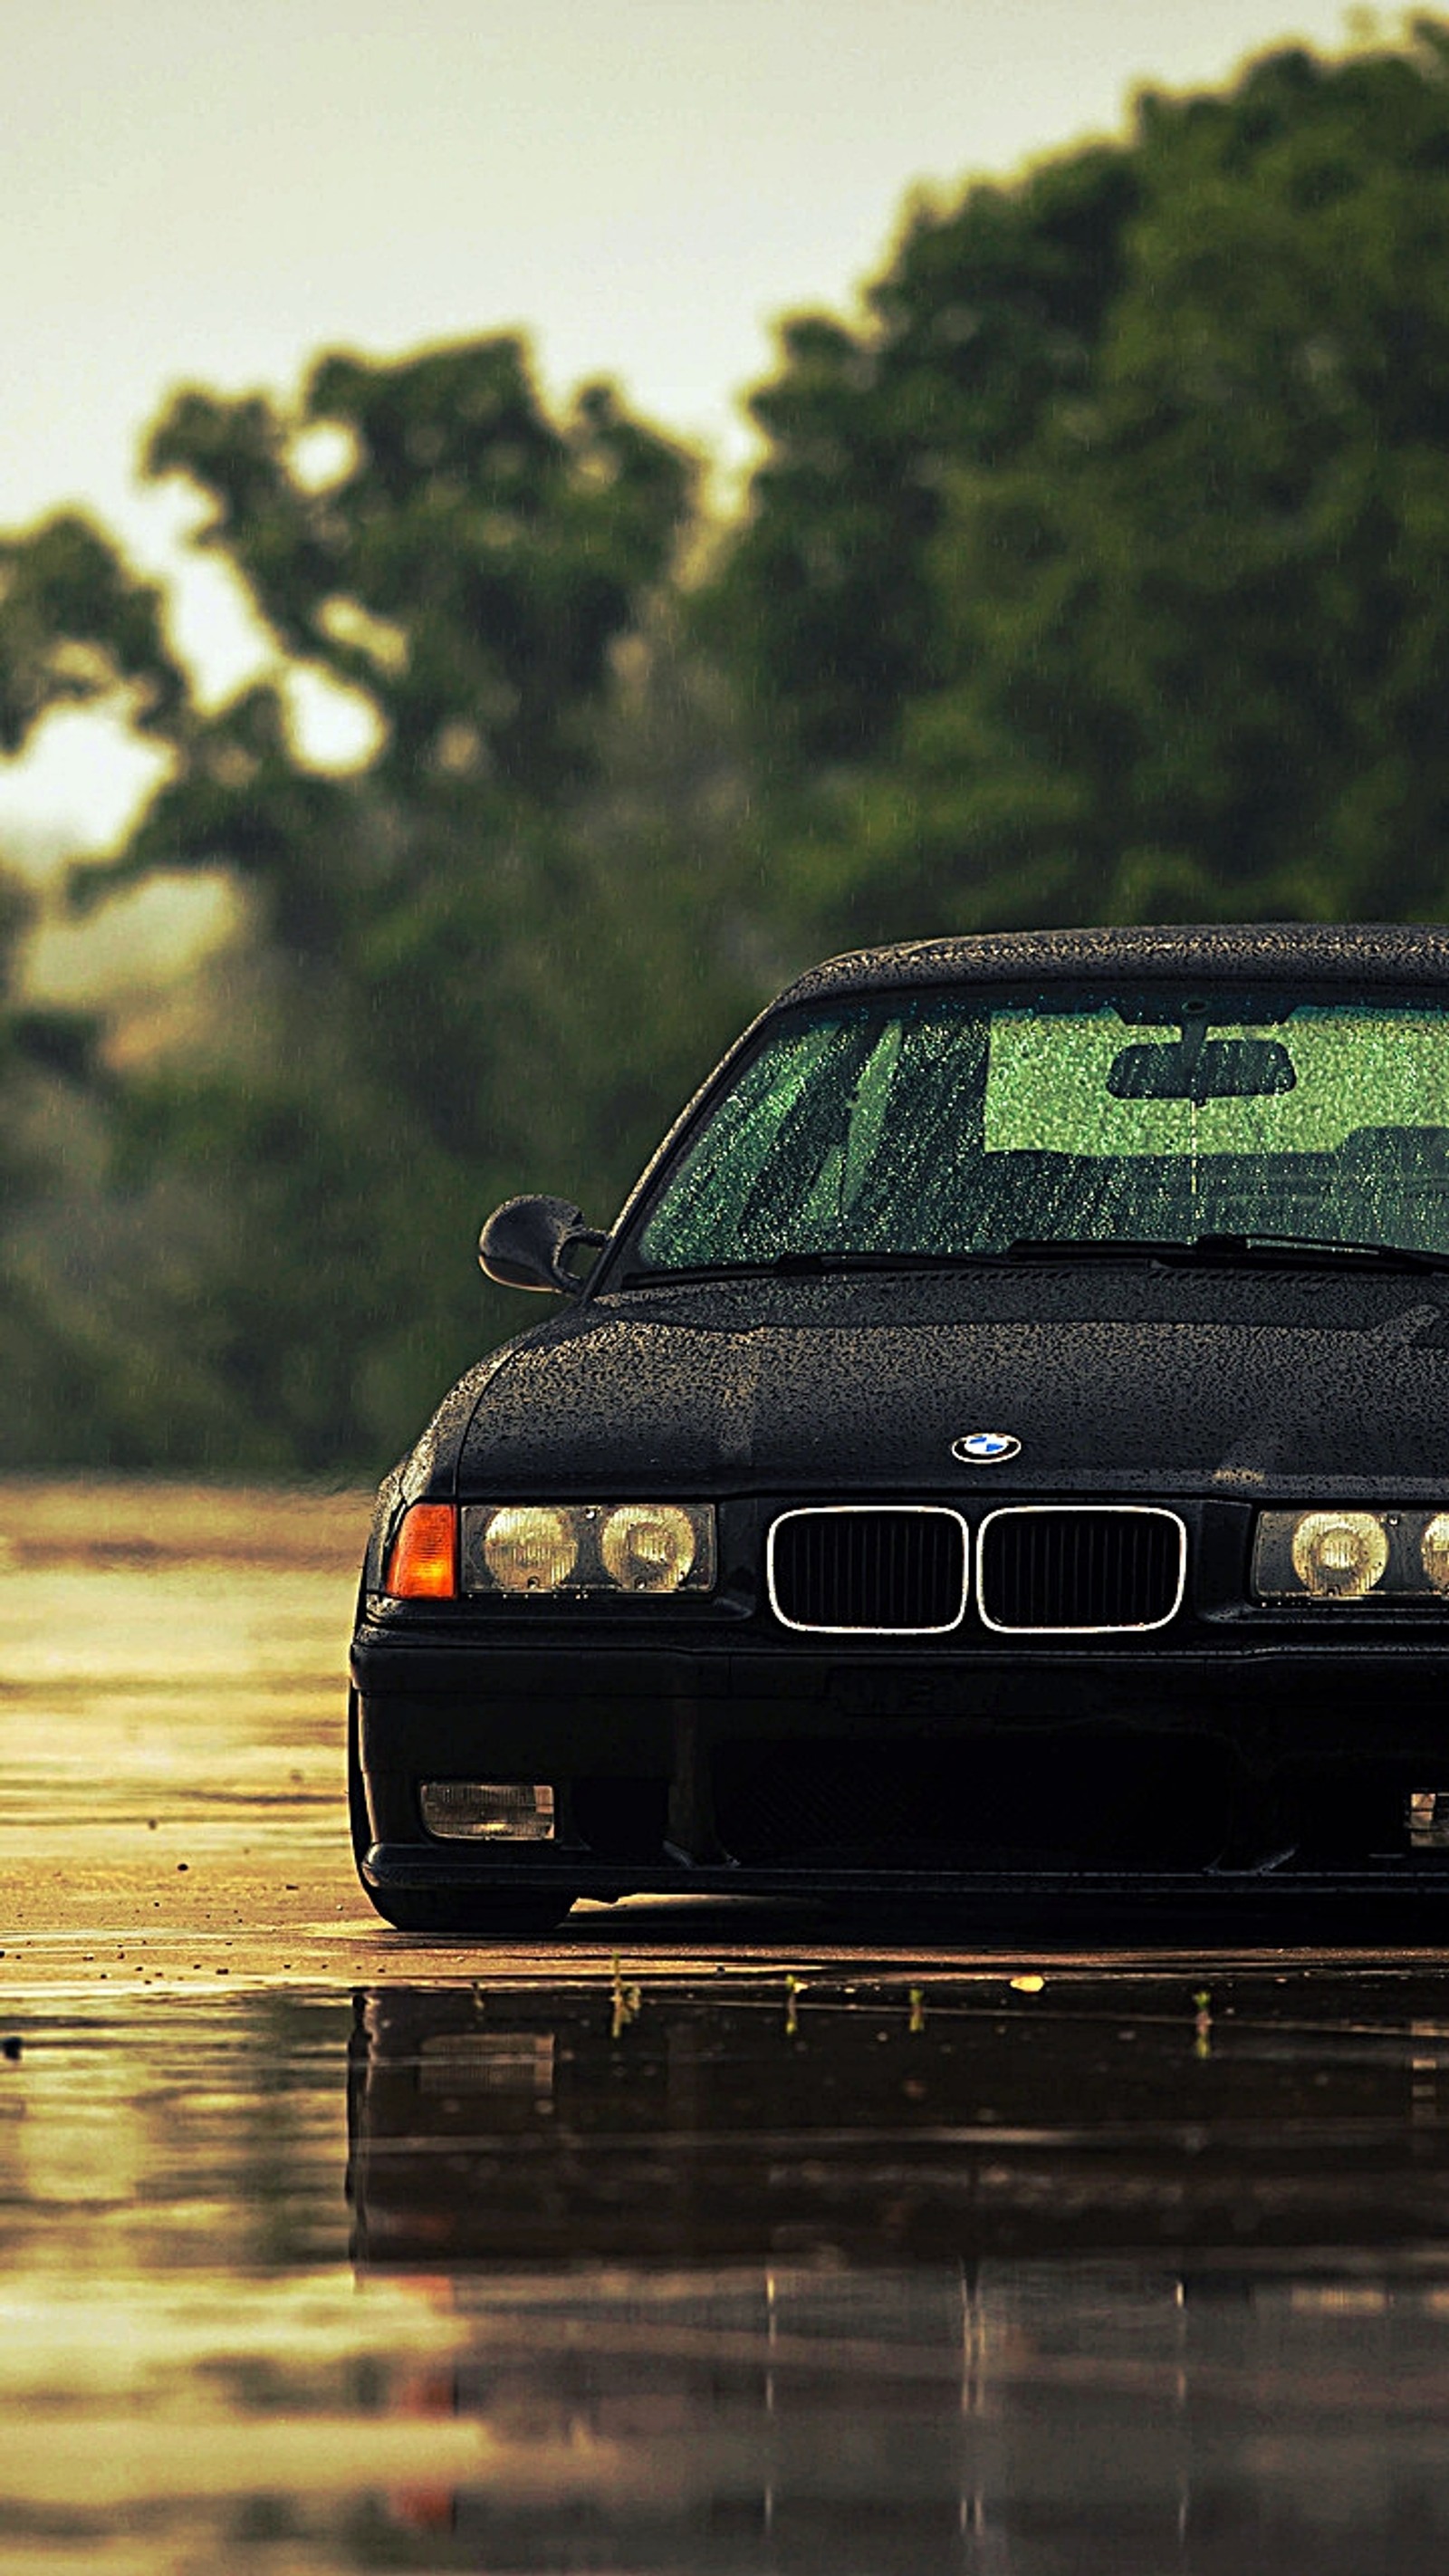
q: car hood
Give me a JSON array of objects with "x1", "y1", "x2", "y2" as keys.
[{"x1": 453, "y1": 1270, "x2": 1449, "y2": 1500}]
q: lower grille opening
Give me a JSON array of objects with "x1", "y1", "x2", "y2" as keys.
[{"x1": 714, "y1": 1733, "x2": 1237, "y2": 1870}]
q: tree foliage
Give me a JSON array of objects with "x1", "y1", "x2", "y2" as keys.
[
  {"x1": 710, "y1": 21, "x2": 1449, "y2": 943},
  {"x1": 0, "y1": 338, "x2": 756, "y2": 1468},
  {"x1": 709, "y1": 141, "x2": 1139, "y2": 769}
]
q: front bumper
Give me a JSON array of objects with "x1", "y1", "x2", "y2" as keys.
[{"x1": 352, "y1": 1620, "x2": 1449, "y2": 1906}]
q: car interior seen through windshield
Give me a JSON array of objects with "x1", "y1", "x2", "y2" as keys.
[{"x1": 636, "y1": 987, "x2": 1449, "y2": 1271}]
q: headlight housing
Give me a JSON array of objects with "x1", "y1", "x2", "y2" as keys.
[
  {"x1": 482, "y1": 1505, "x2": 579, "y2": 1594},
  {"x1": 461, "y1": 1502, "x2": 716, "y2": 1598},
  {"x1": 1254, "y1": 1507, "x2": 1449, "y2": 1601}
]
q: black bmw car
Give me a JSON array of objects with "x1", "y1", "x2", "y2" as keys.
[{"x1": 350, "y1": 922, "x2": 1449, "y2": 1932}]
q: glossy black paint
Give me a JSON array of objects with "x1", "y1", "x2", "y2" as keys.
[{"x1": 350, "y1": 925, "x2": 1449, "y2": 1931}]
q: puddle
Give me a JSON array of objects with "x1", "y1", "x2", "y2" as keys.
[{"x1": 4, "y1": 1971, "x2": 1449, "y2": 2569}]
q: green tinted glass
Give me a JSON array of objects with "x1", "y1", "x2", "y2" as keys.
[{"x1": 636, "y1": 991, "x2": 1449, "y2": 1269}]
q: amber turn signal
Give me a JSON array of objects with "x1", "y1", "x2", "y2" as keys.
[{"x1": 384, "y1": 1502, "x2": 458, "y2": 1598}]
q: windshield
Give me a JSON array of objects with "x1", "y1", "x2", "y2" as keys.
[{"x1": 634, "y1": 985, "x2": 1449, "y2": 1271}]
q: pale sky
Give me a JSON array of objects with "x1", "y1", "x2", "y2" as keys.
[{"x1": 0, "y1": 0, "x2": 1372, "y2": 865}]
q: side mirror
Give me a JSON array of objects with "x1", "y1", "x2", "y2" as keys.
[{"x1": 478, "y1": 1194, "x2": 608, "y2": 1293}]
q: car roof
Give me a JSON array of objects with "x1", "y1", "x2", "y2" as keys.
[{"x1": 776, "y1": 922, "x2": 1449, "y2": 1008}]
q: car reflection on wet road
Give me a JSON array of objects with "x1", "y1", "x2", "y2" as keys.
[
  {"x1": 9, "y1": 1975, "x2": 1449, "y2": 2571},
  {"x1": 6, "y1": 1486, "x2": 1449, "y2": 2570},
  {"x1": 353, "y1": 1974, "x2": 1449, "y2": 2570}
]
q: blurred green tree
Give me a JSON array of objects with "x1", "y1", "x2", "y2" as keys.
[
  {"x1": 0, "y1": 339, "x2": 757, "y2": 1468},
  {"x1": 710, "y1": 23, "x2": 1449, "y2": 945},
  {"x1": 0, "y1": 856, "x2": 125, "y2": 1463}
]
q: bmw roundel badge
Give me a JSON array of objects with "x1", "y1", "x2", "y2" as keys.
[{"x1": 952, "y1": 1431, "x2": 1022, "y2": 1464}]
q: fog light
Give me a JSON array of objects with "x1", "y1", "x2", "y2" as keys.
[
  {"x1": 420, "y1": 1782, "x2": 556, "y2": 1841},
  {"x1": 1291, "y1": 1510, "x2": 1389, "y2": 1600},
  {"x1": 1409, "y1": 1789, "x2": 1449, "y2": 1850},
  {"x1": 483, "y1": 1506, "x2": 577, "y2": 1593}
]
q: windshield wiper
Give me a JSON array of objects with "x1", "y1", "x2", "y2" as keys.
[
  {"x1": 624, "y1": 1235, "x2": 1449, "y2": 1287},
  {"x1": 1006, "y1": 1237, "x2": 1204, "y2": 1264},
  {"x1": 1204, "y1": 1231, "x2": 1449, "y2": 1272},
  {"x1": 1006, "y1": 1233, "x2": 1449, "y2": 1273}
]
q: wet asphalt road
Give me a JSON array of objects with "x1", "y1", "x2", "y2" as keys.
[{"x1": 7, "y1": 1483, "x2": 1449, "y2": 2571}]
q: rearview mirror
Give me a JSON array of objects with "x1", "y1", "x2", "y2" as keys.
[
  {"x1": 478, "y1": 1195, "x2": 608, "y2": 1293},
  {"x1": 1107, "y1": 1037, "x2": 1296, "y2": 1103}
]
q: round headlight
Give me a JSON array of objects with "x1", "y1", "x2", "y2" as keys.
[
  {"x1": 483, "y1": 1505, "x2": 578, "y2": 1593},
  {"x1": 1423, "y1": 1514, "x2": 1449, "y2": 1594},
  {"x1": 1291, "y1": 1509, "x2": 1389, "y2": 1600},
  {"x1": 600, "y1": 1503, "x2": 697, "y2": 1592}
]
